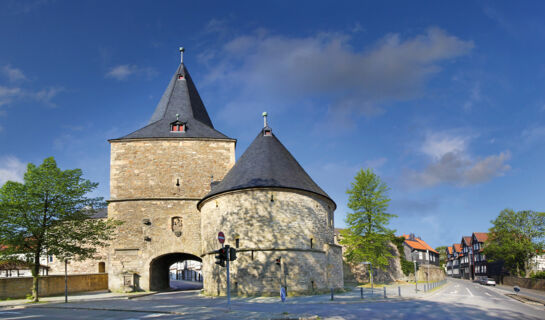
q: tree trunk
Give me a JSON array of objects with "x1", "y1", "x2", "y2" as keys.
[{"x1": 32, "y1": 251, "x2": 40, "y2": 302}]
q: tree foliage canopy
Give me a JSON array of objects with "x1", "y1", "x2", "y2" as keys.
[
  {"x1": 435, "y1": 246, "x2": 447, "y2": 267},
  {"x1": 340, "y1": 168, "x2": 397, "y2": 269},
  {"x1": 0, "y1": 157, "x2": 120, "y2": 301},
  {"x1": 483, "y1": 209, "x2": 545, "y2": 276}
]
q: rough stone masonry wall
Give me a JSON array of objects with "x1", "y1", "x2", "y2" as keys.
[
  {"x1": 200, "y1": 189, "x2": 343, "y2": 296},
  {"x1": 45, "y1": 244, "x2": 108, "y2": 275},
  {"x1": 0, "y1": 274, "x2": 108, "y2": 299},
  {"x1": 108, "y1": 139, "x2": 235, "y2": 292}
]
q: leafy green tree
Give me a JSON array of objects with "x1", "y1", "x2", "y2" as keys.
[
  {"x1": 484, "y1": 209, "x2": 545, "y2": 277},
  {"x1": 0, "y1": 157, "x2": 120, "y2": 302},
  {"x1": 340, "y1": 169, "x2": 397, "y2": 270},
  {"x1": 435, "y1": 246, "x2": 447, "y2": 267},
  {"x1": 392, "y1": 236, "x2": 415, "y2": 276}
]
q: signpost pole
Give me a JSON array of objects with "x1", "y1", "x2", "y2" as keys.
[
  {"x1": 64, "y1": 259, "x2": 68, "y2": 303},
  {"x1": 226, "y1": 246, "x2": 231, "y2": 311}
]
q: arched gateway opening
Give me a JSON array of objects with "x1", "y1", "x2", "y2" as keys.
[{"x1": 149, "y1": 253, "x2": 202, "y2": 291}]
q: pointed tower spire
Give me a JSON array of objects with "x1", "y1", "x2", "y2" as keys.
[{"x1": 112, "y1": 49, "x2": 232, "y2": 141}]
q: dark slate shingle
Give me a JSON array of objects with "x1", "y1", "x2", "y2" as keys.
[
  {"x1": 198, "y1": 128, "x2": 335, "y2": 208},
  {"x1": 111, "y1": 64, "x2": 232, "y2": 141}
]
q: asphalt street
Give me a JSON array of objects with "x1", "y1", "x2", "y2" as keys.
[{"x1": 0, "y1": 278, "x2": 543, "y2": 319}]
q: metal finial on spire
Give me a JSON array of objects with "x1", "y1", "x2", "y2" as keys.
[
  {"x1": 179, "y1": 47, "x2": 185, "y2": 64},
  {"x1": 262, "y1": 112, "x2": 268, "y2": 128},
  {"x1": 176, "y1": 113, "x2": 180, "y2": 120}
]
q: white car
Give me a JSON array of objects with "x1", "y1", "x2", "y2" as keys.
[{"x1": 484, "y1": 278, "x2": 496, "y2": 286}]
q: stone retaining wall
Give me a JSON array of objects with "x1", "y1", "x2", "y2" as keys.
[
  {"x1": 503, "y1": 276, "x2": 545, "y2": 291},
  {"x1": 0, "y1": 273, "x2": 108, "y2": 299}
]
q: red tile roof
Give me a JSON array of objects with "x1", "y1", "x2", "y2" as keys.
[
  {"x1": 473, "y1": 232, "x2": 488, "y2": 243},
  {"x1": 447, "y1": 246, "x2": 453, "y2": 254},
  {"x1": 402, "y1": 234, "x2": 438, "y2": 254},
  {"x1": 453, "y1": 243, "x2": 462, "y2": 253},
  {"x1": 462, "y1": 236, "x2": 472, "y2": 246}
]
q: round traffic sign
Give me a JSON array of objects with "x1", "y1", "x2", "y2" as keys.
[{"x1": 218, "y1": 231, "x2": 225, "y2": 244}]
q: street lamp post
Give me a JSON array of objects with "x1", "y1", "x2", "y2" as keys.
[
  {"x1": 64, "y1": 258, "x2": 68, "y2": 303},
  {"x1": 427, "y1": 249, "x2": 430, "y2": 290},
  {"x1": 412, "y1": 252, "x2": 418, "y2": 293},
  {"x1": 363, "y1": 261, "x2": 373, "y2": 296}
]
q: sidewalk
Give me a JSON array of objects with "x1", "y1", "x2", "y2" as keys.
[
  {"x1": 0, "y1": 290, "x2": 155, "y2": 308},
  {"x1": 494, "y1": 283, "x2": 545, "y2": 304},
  {"x1": 1, "y1": 280, "x2": 448, "y2": 308}
]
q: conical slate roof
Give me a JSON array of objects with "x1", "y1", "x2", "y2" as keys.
[
  {"x1": 198, "y1": 127, "x2": 335, "y2": 208},
  {"x1": 112, "y1": 64, "x2": 232, "y2": 140}
]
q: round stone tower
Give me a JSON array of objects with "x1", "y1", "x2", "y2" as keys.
[
  {"x1": 108, "y1": 56, "x2": 235, "y2": 292},
  {"x1": 198, "y1": 120, "x2": 343, "y2": 296}
]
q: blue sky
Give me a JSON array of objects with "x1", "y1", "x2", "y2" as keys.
[{"x1": 1, "y1": 0, "x2": 544, "y2": 249}]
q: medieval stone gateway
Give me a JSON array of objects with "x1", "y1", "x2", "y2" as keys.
[{"x1": 106, "y1": 51, "x2": 343, "y2": 295}]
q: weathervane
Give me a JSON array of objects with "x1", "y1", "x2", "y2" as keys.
[
  {"x1": 179, "y1": 47, "x2": 185, "y2": 64},
  {"x1": 262, "y1": 112, "x2": 268, "y2": 128}
]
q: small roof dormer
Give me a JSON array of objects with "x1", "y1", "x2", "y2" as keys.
[
  {"x1": 170, "y1": 114, "x2": 186, "y2": 132},
  {"x1": 262, "y1": 112, "x2": 272, "y2": 137}
]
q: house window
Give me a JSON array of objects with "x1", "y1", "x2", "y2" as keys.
[
  {"x1": 235, "y1": 238, "x2": 240, "y2": 248},
  {"x1": 49, "y1": 255, "x2": 53, "y2": 262},
  {"x1": 98, "y1": 262, "x2": 105, "y2": 273},
  {"x1": 419, "y1": 252, "x2": 422, "y2": 260}
]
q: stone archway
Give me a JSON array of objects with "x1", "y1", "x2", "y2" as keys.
[{"x1": 149, "y1": 252, "x2": 202, "y2": 291}]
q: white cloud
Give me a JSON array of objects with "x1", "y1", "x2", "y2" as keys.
[
  {"x1": 0, "y1": 86, "x2": 22, "y2": 107},
  {"x1": 206, "y1": 27, "x2": 473, "y2": 118},
  {"x1": 105, "y1": 65, "x2": 157, "y2": 81},
  {"x1": 2, "y1": 65, "x2": 27, "y2": 82},
  {"x1": 421, "y1": 132, "x2": 468, "y2": 160},
  {"x1": 0, "y1": 156, "x2": 27, "y2": 186},
  {"x1": 32, "y1": 87, "x2": 65, "y2": 107},
  {"x1": 403, "y1": 132, "x2": 511, "y2": 188}
]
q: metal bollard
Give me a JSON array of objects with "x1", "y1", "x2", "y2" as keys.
[
  {"x1": 398, "y1": 286, "x2": 401, "y2": 297},
  {"x1": 331, "y1": 288, "x2": 334, "y2": 301},
  {"x1": 383, "y1": 286, "x2": 386, "y2": 298},
  {"x1": 360, "y1": 287, "x2": 364, "y2": 299}
]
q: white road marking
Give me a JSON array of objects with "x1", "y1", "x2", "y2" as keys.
[
  {"x1": 0, "y1": 312, "x2": 21, "y2": 315},
  {"x1": 485, "y1": 292, "x2": 491, "y2": 296},
  {"x1": 466, "y1": 287, "x2": 474, "y2": 296}
]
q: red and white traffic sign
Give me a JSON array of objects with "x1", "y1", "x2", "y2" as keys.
[{"x1": 218, "y1": 231, "x2": 225, "y2": 244}]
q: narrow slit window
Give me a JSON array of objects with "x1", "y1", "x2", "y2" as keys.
[
  {"x1": 310, "y1": 238, "x2": 313, "y2": 249},
  {"x1": 235, "y1": 238, "x2": 240, "y2": 248}
]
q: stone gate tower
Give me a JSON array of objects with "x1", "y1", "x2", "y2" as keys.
[
  {"x1": 198, "y1": 120, "x2": 343, "y2": 295},
  {"x1": 107, "y1": 56, "x2": 235, "y2": 291}
]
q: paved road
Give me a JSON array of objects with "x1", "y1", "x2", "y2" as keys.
[
  {"x1": 424, "y1": 278, "x2": 544, "y2": 319},
  {"x1": 1, "y1": 279, "x2": 543, "y2": 319}
]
